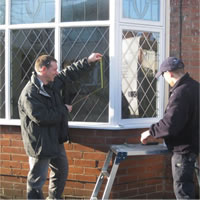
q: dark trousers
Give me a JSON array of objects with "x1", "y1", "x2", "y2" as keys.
[
  {"x1": 27, "y1": 144, "x2": 68, "y2": 199},
  {"x1": 171, "y1": 152, "x2": 197, "y2": 199}
]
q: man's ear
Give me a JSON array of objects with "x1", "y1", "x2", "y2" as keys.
[
  {"x1": 168, "y1": 71, "x2": 174, "y2": 78},
  {"x1": 39, "y1": 66, "x2": 47, "y2": 74}
]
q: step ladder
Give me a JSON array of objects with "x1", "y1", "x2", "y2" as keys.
[{"x1": 90, "y1": 143, "x2": 169, "y2": 200}]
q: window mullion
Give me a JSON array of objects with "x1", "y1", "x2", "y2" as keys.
[
  {"x1": 157, "y1": 27, "x2": 166, "y2": 119},
  {"x1": 5, "y1": 29, "x2": 10, "y2": 120},
  {"x1": 109, "y1": 0, "x2": 121, "y2": 125},
  {"x1": 55, "y1": 0, "x2": 61, "y2": 70},
  {"x1": 5, "y1": 0, "x2": 11, "y2": 120}
]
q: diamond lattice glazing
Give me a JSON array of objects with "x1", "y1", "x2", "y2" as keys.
[
  {"x1": 61, "y1": 27, "x2": 109, "y2": 122},
  {"x1": 122, "y1": 30, "x2": 159, "y2": 118},
  {"x1": 10, "y1": 29, "x2": 54, "y2": 118},
  {"x1": 0, "y1": 30, "x2": 5, "y2": 118}
]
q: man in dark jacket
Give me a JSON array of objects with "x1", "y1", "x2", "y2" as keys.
[
  {"x1": 140, "y1": 57, "x2": 199, "y2": 199},
  {"x1": 18, "y1": 53, "x2": 102, "y2": 199}
]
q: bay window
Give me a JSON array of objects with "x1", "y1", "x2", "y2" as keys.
[{"x1": 0, "y1": 0, "x2": 167, "y2": 129}]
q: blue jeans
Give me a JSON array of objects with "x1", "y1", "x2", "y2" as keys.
[
  {"x1": 172, "y1": 152, "x2": 197, "y2": 199},
  {"x1": 27, "y1": 144, "x2": 68, "y2": 199}
]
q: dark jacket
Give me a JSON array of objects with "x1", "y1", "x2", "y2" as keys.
[
  {"x1": 150, "y1": 73, "x2": 199, "y2": 155},
  {"x1": 18, "y1": 58, "x2": 91, "y2": 158}
]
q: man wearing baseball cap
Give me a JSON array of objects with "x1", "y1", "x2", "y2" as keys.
[{"x1": 140, "y1": 57, "x2": 199, "y2": 199}]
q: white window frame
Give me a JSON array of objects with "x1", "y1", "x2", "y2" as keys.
[
  {"x1": 118, "y1": 25, "x2": 165, "y2": 128},
  {"x1": 0, "y1": 0, "x2": 169, "y2": 130}
]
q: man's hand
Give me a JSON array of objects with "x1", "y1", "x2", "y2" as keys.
[
  {"x1": 87, "y1": 53, "x2": 102, "y2": 64},
  {"x1": 65, "y1": 104, "x2": 72, "y2": 113},
  {"x1": 140, "y1": 130, "x2": 152, "y2": 144}
]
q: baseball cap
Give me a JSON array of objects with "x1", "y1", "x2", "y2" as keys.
[{"x1": 155, "y1": 57, "x2": 184, "y2": 78}]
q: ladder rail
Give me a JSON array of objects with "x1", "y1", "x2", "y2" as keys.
[
  {"x1": 90, "y1": 150, "x2": 113, "y2": 199},
  {"x1": 102, "y1": 156, "x2": 120, "y2": 199}
]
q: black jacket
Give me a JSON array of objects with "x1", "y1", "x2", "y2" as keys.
[
  {"x1": 150, "y1": 73, "x2": 199, "y2": 155},
  {"x1": 18, "y1": 58, "x2": 91, "y2": 158}
]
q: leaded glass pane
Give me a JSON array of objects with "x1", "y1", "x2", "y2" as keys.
[
  {"x1": 61, "y1": 0, "x2": 109, "y2": 22},
  {"x1": 123, "y1": 0, "x2": 160, "y2": 21},
  {"x1": 122, "y1": 30, "x2": 159, "y2": 118},
  {"x1": 11, "y1": 0, "x2": 55, "y2": 24},
  {"x1": 10, "y1": 29, "x2": 54, "y2": 119},
  {"x1": 61, "y1": 27, "x2": 109, "y2": 122},
  {"x1": 0, "y1": 0, "x2": 5, "y2": 24},
  {"x1": 0, "y1": 30, "x2": 5, "y2": 118}
]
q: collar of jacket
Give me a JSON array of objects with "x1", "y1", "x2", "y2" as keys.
[
  {"x1": 30, "y1": 71, "x2": 51, "y2": 97},
  {"x1": 169, "y1": 72, "x2": 190, "y2": 94}
]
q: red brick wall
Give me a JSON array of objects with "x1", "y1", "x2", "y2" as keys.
[
  {"x1": 0, "y1": 126, "x2": 174, "y2": 199},
  {"x1": 170, "y1": 0, "x2": 200, "y2": 81}
]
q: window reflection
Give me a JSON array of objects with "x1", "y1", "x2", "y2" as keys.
[
  {"x1": 11, "y1": 0, "x2": 55, "y2": 24},
  {"x1": 10, "y1": 29, "x2": 54, "y2": 119},
  {"x1": 61, "y1": 0, "x2": 109, "y2": 22},
  {"x1": 61, "y1": 27, "x2": 109, "y2": 122},
  {"x1": 123, "y1": 0, "x2": 160, "y2": 21},
  {"x1": 0, "y1": 0, "x2": 5, "y2": 24},
  {"x1": 122, "y1": 30, "x2": 159, "y2": 118}
]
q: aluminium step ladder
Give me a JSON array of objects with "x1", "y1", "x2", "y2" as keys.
[{"x1": 90, "y1": 143, "x2": 169, "y2": 200}]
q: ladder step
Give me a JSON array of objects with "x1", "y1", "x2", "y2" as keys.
[{"x1": 102, "y1": 171, "x2": 110, "y2": 178}]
